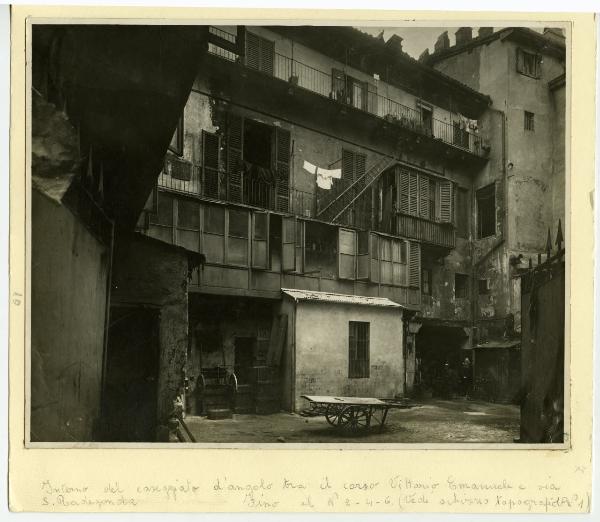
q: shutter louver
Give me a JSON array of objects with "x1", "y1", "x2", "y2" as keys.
[
  {"x1": 408, "y1": 172, "x2": 418, "y2": 215},
  {"x1": 246, "y1": 32, "x2": 260, "y2": 70},
  {"x1": 227, "y1": 114, "x2": 244, "y2": 203},
  {"x1": 440, "y1": 180, "x2": 453, "y2": 223},
  {"x1": 202, "y1": 131, "x2": 220, "y2": 198},
  {"x1": 398, "y1": 168, "x2": 409, "y2": 214},
  {"x1": 418, "y1": 175, "x2": 429, "y2": 218},
  {"x1": 260, "y1": 38, "x2": 275, "y2": 75},
  {"x1": 408, "y1": 241, "x2": 421, "y2": 288},
  {"x1": 342, "y1": 149, "x2": 355, "y2": 184},
  {"x1": 275, "y1": 127, "x2": 291, "y2": 212}
]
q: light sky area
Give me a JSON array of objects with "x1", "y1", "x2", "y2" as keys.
[{"x1": 358, "y1": 26, "x2": 485, "y2": 59}]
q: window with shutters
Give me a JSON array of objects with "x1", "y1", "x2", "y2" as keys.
[
  {"x1": 476, "y1": 184, "x2": 496, "y2": 239},
  {"x1": 516, "y1": 48, "x2": 541, "y2": 79},
  {"x1": 342, "y1": 149, "x2": 367, "y2": 184},
  {"x1": 202, "y1": 204, "x2": 225, "y2": 264},
  {"x1": 422, "y1": 268, "x2": 432, "y2": 296},
  {"x1": 332, "y1": 70, "x2": 368, "y2": 111},
  {"x1": 201, "y1": 205, "x2": 250, "y2": 266},
  {"x1": 408, "y1": 241, "x2": 421, "y2": 288},
  {"x1": 397, "y1": 167, "x2": 451, "y2": 223},
  {"x1": 202, "y1": 131, "x2": 221, "y2": 199},
  {"x1": 379, "y1": 236, "x2": 407, "y2": 286},
  {"x1": 349, "y1": 321, "x2": 370, "y2": 379},
  {"x1": 251, "y1": 212, "x2": 269, "y2": 269},
  {"x1": 275, "y1": 127, "x2": 291, "y2": 212},
  {"x1": 243, "y1": 119, "x2": 272, "y2": 169},
  {"x1": 455, "y1": 273, "x2": 469, "y2": 299},
  {"x1": 228, "y1": 208, "x2": 249, "y2": 265},
  {"x1": 168, "y1": 115, "x2": 184, "y2": 156},
  {"x1": 245, "y1": 32, "x2": 275, "y2": 75}
]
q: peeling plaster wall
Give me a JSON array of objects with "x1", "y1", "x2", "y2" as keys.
[
  {"x1": 31, "y1": 190, "x2": 109, "y2": 442},
  {"x1": 293, "y1": 302, "x2": 404, "y2": 412},
  {"x1": 111, "y1": 236, "x2": 189, "y2": 422}
]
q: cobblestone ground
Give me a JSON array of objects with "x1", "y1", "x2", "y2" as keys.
[{"x1": 184, "y1": 399, "x2": 520, "y2": 444}]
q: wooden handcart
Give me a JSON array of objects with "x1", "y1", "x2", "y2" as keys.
[{"x1": 302, "y1": 395, "x2": 411, "y2": 435}]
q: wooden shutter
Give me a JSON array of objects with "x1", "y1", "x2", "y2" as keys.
[
  {"x1": 408, "y1": 172, "x2": 418, "y2": 215},
  {"x1": 439, "y1": 180, "x2": 453, "y2": 223},
  {"x1": 367, "y1": 82, "x2": 378, "y2": 115},
  {"x1": 354, "y1": 152, "x2": 366, "y2": 183},
  {"x1": 251, "y1": 211, "x2": 269, "y2": 269},
  {"x1": 516, "y1": 47, "x2": 524, "y2": 73},
  {"x1": 418, "y1": 175, "x2": 429, "y2": 218},
  {"x1": 246, "y1": 32, "x2": 260, "y2": 70},
  {"x1": 369, "y1": 233, "x2": 380, "y2": 283},
  {"x1": 408, "y1": 241, "x2": 421, "y2": 288},
  {"x1": 260, "y1": 37, "x2": 275, "y2": 75},
  {"x1": 342, "y1": 149, "x2": 355, "y2": 183},
  {"x1": 281, "y1": 216, "x2": 296, "y2": 272},
  {"x1": 227, "y1": 114, "x2": 244, "y2": 203},
  {"x1": 356, "y1": 230, "x2": 369, "y2": 280},
  {"x1": 275, "y1": 127, "x2": 291, "y2": 212},
  {"x1": 398, "y1": 167, "x2": 409, "y2": 214},
  {"x1": 202, "y1": 131, "x2": 220, "y2": 198},
  {"x1": 338, "y1": 228, "x2": 357, "y2": 280}
]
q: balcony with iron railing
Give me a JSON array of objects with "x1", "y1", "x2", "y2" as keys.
[
  {"x1": 207, "y1": 29, "x2": 489, "y2": 158},
  {"x1": 158, "y1": 154, "x2": 318, "y2": 217}
]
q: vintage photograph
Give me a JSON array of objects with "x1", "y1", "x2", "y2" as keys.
[{"x1": 30, "y1": 22, "x2": 567, "y2": 445}]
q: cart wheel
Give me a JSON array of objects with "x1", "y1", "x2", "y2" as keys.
[
  {"x1": 325, "y1": 405, "x2": 344, "y2": 426},
  {"x1": 337, "y1": 407, "x2": 369, "y2": 434}
]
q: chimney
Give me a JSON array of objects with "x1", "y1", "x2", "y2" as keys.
[
  {"x1": 543, "y1": 27, "x2": 565, "y2": 44},
  {"x1": 455, "y1": 27, "x2": 473, "y2": 46},
  {"x1": 418, "y1": 48, "x2": 430, "y2": 63},
  {"x1": 385, "y1": 34, "x2": 403, "y2": 55},
  {"x1": 478, "y1": 27, "x2": 494, "y2": 38},
  {"x1": 434, "y1": 31, "x2": 450, "y2": 52}
]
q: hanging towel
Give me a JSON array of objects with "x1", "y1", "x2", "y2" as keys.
[
  {"x1": 316, "y1": 167, "x2": 342, "y2": 179},
  {"x1": 316, "y1": 172, "x2": 333, "y2": 190},
  {"x1": 303, "y1": 161, "x2": 317, "y2": 175}
]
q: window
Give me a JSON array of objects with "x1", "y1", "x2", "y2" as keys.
[
  {"x1": 305, "y1": 221, "x2": 337, "y2": 278},
  {"x1": 455, "y1": 273, "x2": 469, "y2": 299},
  {"x1": 176, "y1": 199, "x2": 200, "y2": 252},
  {"x1": 168, "y1": 115, "x2": 184, "y2": 156},
  {"x1": 349, "y1": 321, "x2": 370, "y2": 379},
  {"x1": 516, "y1": 48, "x2": 541, "y2": 78},
  {"x1": 379, "y1": 236, "x2": 407, "y2": 286},
  {"x1": 148, "y1": 191, "x2": 174, "y2": 244},
  {"x1": 245, "y1": 32, "x2": 274, "y2": 75},
  {"x1": 422, "y1": 268, "x2": 433, "y2": 296},
  {"x1": 476, "y1": 184, "x2": 496, "y2": 238},
  {"x1": 201, "y1": 205, "x2": 249, "y2": 266},
  {"x1": 456, "y1": 187, "x2": 470, "y2": 238},
  {"x1": 332, "y1": 69, "x2": 368, "y2": 111},
  {"x1": 243, "y1": 119, "x2": 273, "y2": 169},
  {"x1": 418, "y1": 101, "x2": 433, "y2": 134},
  {"x1": 339, "y1": 228, "x2": 357, "y2": 280},
  {"x1": 251, "y1": 212, "x2": 269, "y2": 269},
  {"x1": 524, "y1": 111, "x2": 535, "y2": 131},
  {"x1": 478, "y1": 279, "x2": 490, "y2": 295},
  {"x1": 341, "y1": 148, "x2": 367, "y2": 184},
  {"x1": 397, "y1": 167, "x2": 452, "y2": 223}
]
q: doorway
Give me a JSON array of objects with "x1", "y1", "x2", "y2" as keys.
[
  {"x1": 102, "y1": 306, "x2": 160, "y2": 441},
  {"x1": 234, "y1": 337, "x2": 256, "y2": 385}
]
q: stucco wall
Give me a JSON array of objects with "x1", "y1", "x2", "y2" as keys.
[
  {"x1": 293, "y1": 301, "x2": 404, "y2": 411},
  {"x1": 31, "y1": 190, "x2": 109, "y2": 441},
  {"x1": 111, "y1": 235, "x2": 189, "y2": 422}
]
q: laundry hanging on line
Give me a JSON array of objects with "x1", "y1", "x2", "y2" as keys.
[{"x1": 303, "y1": 160, "x2": 342, "y2": 190}]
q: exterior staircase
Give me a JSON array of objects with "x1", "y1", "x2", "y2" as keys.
[{"x1": 316, "y1": 156, "x2": 396, "y2": 223}]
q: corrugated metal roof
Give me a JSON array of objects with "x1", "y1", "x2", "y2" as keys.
[
  {"x1": 281, "y1": 288, "x2": 403, "y2": 309},
  {"x1": 475, "y1": 340, "x2": 521, "y2": 349}
]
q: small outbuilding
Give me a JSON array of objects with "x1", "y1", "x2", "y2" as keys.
[{"x1": 279, "y1": 289, "x2": 406, "y2": 412}]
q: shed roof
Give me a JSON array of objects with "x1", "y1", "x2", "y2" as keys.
[
  {"x1": 281, "y1": 288, "x2": 403, "y2": 309},
  {"x1": 475, "y1": 340, "x2": 521, "y2": 350}
]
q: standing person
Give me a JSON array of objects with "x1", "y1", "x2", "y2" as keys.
[{"x1": 461, "y1": 356, "x2": 473, "y2": 398}]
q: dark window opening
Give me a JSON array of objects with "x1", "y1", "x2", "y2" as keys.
[
  {"x1": 524, "y1": 111, "x2": 535, "y2": 131},
  {"x1": 349, "y1": 321, "x2": 370, "y2": 378},
  {"x1": 517, "y1": 48, "x2": 541, "y2": 78},
  {"x1": 422, "y1": 268, "x2": 433, "y2": 296},
  {"x1": 478, "y1": 279, "x2": 490, "y2": 295},
  {"x1": 245, "y1": 32, "x2": 275, "y2": 75},
  {"x1": 419, "y1": 103, "x2": 433, "y2": 133},
  {"x1": 456, "y1": 187, "x2": 470, "y2": 238},
  {"x1": 455, "y1": 273, "x2": 469, "y2": 299},
  {"x1": 243, "y1": 119, "x2": 273, "y2": 169},
  {"x1": 476, "y1": 184, "x2": 496, "y2": 239},
  {"x1": 305, "y1": 221, "x2": 337, "y2": 278}
]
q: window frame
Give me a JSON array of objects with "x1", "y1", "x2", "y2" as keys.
[
  {"x1": 421, "y1": 267, "x2": 433, "y2": 296},
  {"x1": 524, "y1": 111, "x2": 535, "y2": 132},
  {"x1": 516, "y1": 48, "x2": 542, "y2": 79},
  {"x1": 455, "y1": 273, "x2": 469, "y2": 299},
  {"x1": 168, "y1": 115, "x2": 184, "y2": 156},
  {"x1": 348, "y1": 321, "x2": 370, "y2": 379},
  {"x1": 476, "y1": 183, "x2": 496, "y2": 239}
]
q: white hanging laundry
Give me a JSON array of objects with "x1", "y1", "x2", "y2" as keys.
[
  {"x1": 316, "y1": 172, "x2": 333, "y2": 190},
  {"x1": 303, "y1": 160, "x2": 317, "y2": 175},
  {"x1": 316, "y1": 167, "x2": 342, "y2": 179}
]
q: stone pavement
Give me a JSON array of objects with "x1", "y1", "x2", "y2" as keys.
[{"x1": 184, "y1": 399, "x2": 520, "y2": 444}]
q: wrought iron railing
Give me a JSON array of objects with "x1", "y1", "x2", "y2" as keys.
[
  {"x1": 207, "y1": 29, "x2": 488, "y2": 157},
  {"x1": 158, "y1": 155, "x2": 317, "y2": 217}
]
